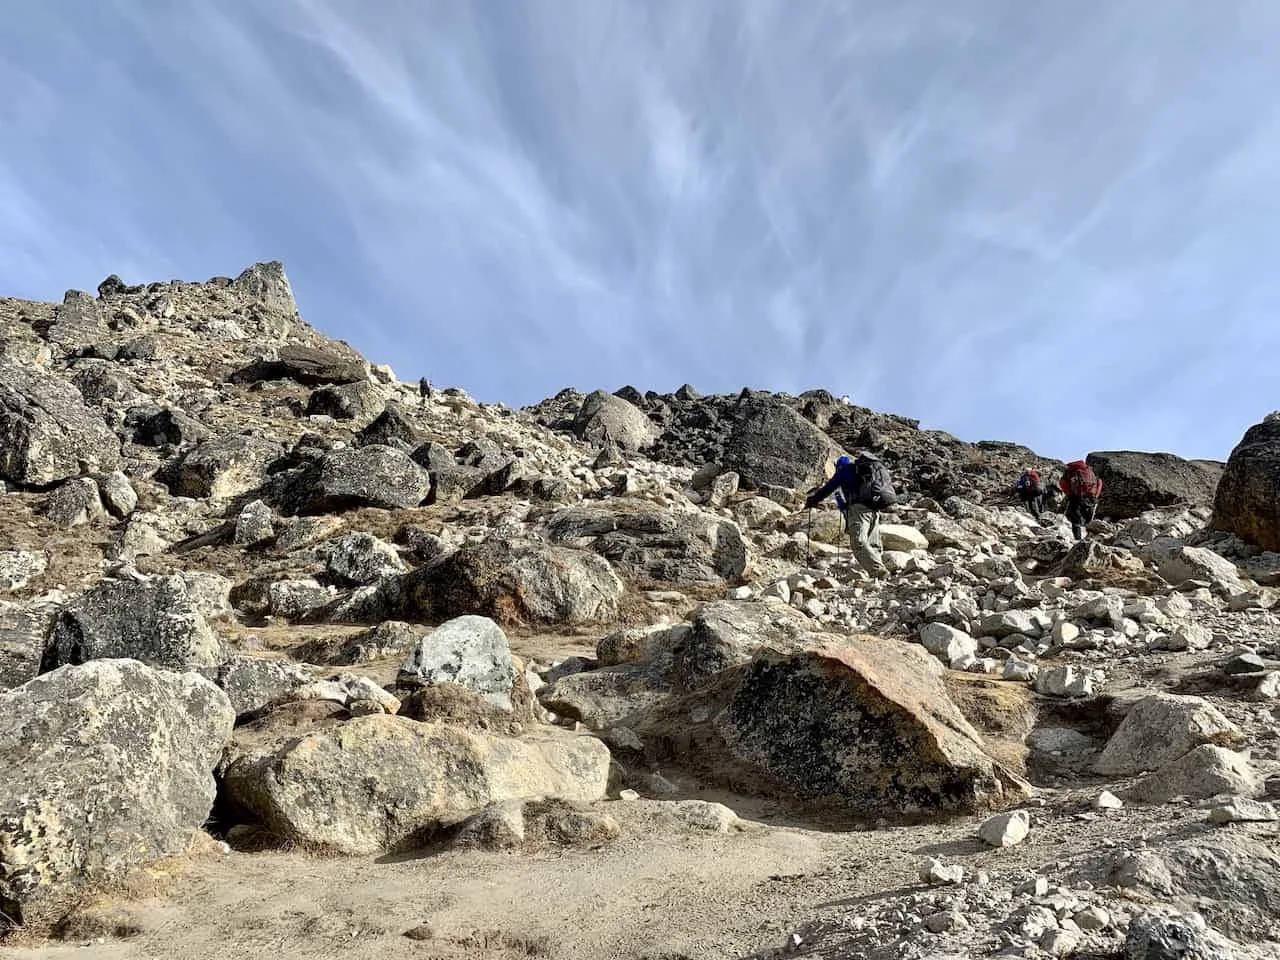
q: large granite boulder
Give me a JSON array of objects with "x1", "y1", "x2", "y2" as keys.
[
  {"x1": 572, "y1": 390, "x2": 658, "y2": 451},
  {"x1": 0, "y1": 660, "x2": 234, "y2": 922},
  {"x1": 633, "y1": 640, "x2": 1023, "y2": 814},
  {"x1": 219, "y1": 714, "x2": 611, "y2": 854},
  {"x1": 1094, "y1": 694, "x2": 1245, "y2": 777},
  {"x1": 231, "y1": 344, "x2": 366, "y2": 386},
  {"x1": 542, "y1": 502, "x2": 750, "y2": 583},
  {"x1": 169, "y1": 434, "x2": 285, "y2": 500},
  {"x1": 1212, "y1": 414, "x2": 1280, "y2": 551},
  {"x1": 403, "y1": 538, "x2": 623, "y2": 627},
  {"x1": 288, "y1": 445, "x2": 432, "y2": 514},
  {"x1": 1086, "y1": 451, "x2": 1223, "y2": 520},
  {"x1": 721, "y1": 396, "x2": 845, "y2": 491},
  {"x1": 44, "y1": 575, "x2": 223, "y2": 674},
  {"x1": 0, "y1": 360, "x2": 121, "y2": 486}
]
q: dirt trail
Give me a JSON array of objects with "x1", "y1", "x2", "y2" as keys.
[{"x1": 2, "y1": 783, "x2": 1213, "y2": 960}]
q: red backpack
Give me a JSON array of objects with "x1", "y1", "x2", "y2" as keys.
[{"x1": 1064, "y1": 460, "x2": 1102, "y2": 497}]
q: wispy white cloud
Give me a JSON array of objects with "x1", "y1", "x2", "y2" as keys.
[{"x1": 1, "y1": 0, "x2": 1279, "y2": 460}]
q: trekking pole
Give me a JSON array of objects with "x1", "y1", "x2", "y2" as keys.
[{"x1": 806, "y1": 508, "x2": 813, "y2": 565}]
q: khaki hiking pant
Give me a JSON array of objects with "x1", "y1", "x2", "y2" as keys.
[{"x1": 846, "y1": 504, "x2": 888, "y2": 578}]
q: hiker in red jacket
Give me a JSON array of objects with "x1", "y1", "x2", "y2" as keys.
[{"x1": 1059, "y1": 460, "x2": 1103, "y2": 541}]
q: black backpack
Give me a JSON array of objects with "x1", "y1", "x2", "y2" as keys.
[{"x1": 854, "y1": 454, "x2": 896, "y2": 508}]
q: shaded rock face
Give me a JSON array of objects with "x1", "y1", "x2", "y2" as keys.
[
  {"x1": 169, "y1": 434, "x2": 284, "y2": 500},
  {"x1": 542, "y1": 502, "x2": 749, "y2": 583},
  {"x1": 572, "y1": 390, "x2": 658, "y2": 451},
  {"x1": 287, "y1": 445, "x2": 432, "y2": 514},
  {"x1": 635, "y1": 641, "x2": 1019, "y2": 814},
  {"x1": 1086, "y1": 451, "x2": 1223, "y2": 520},
  {"x1": 1212, "y1": 415, "x2": 1280, "y2": 551},
  {"x1": 231, "y1": 344, "x2": 365, "y2": 386},
  {"x1": 0, "y1": 360, "x2": 121, "y2": 486},
  {"x1": 721, "y1": 396, "x2": 844, "y2": 491},
  {"x1": 44, "y1": 575, "x2": 223, "y2": 674},
  {"x1": 0, "y1": 660, "x2": 234, "y2": 922},
  {"x1": 0, "y1": 601, "x2": 57, "y2": 690},
  {"x1": 219, "y1": 715, "x2": 611, "y2": 855},
  {"x1": 404, "y1": 538, "x2": 623, "y2": 627}
]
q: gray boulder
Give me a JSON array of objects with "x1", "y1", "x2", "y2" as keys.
[
  {"x1": 1094, "y1": 694, "x2": 1245, "y2": 777},
  {"x1": 41, "y1": 477, "x2": 105, "y2": 528},
  {"x1": 295, "y1": 620, "x2": 419, "y2": 666},
  {"x1": 45, "y1": 575, "x2": 223, "y2": 673},
  {"x1": 324, "y1": 532, "x2": 406, "y2": 585},
  {"x1": 573, "y1": 390, "x2": 658, "y2": 451},
  {"x1": 305, "y1": 381, "x2": 385, "y2": 423},
  {"x1": 1155, "y1": 546, "x2": 1246, "y2": 594},
  {"x1": 219, "y1": 715, "x2": 611, "y2": 854},
  {"x1": 0, "y1": 550, "x2": 46, "y2": 592},
  {"x1": 170, "y1": 434, "x2": 284, "y2": 500},
  {"x1": 920, "y1": 622, "x2": 978, "y2": 665},
  {"x1": 96, "y1": 470, "x2": 138, "y2": 518},
  {"x1": 398, "y1": 615, "x2": 517, "y2": 709},
  {"x1": 0, "y1": 601, "x2": 57, "y2": 690},
  {"x1": 1086, "y1": 451, "x2": 1223, "y2": 520},
  {"x1": 0, "y1": 660, "x2": 234, "y2": 922},
  {"x1": 1212, "y1": 414, "x2": 1280, "y2": 552},
  {"x1": 0, "y1": 360, "x2": 121, "y2": 485},
  {"x1": 542, "y1": 502, "x2": 750, "y2": 583},
  {"x1": 233, "y1": 499, "x2": 276, "y2": 545},
  {"x1": 231, "y1": 344, "x2": 365, "y2": 386},
  {"x1": 1124, "y1": 912, "x2": 1239, "y2": 960},
  {"x1": 721, "y1": 396, "x2": 844, "y2": 490},
  {"x1": 403, "y1": 538, "x2": 623, "y2": 627},
  {"x1": 216, "y1": 655, "x2": 319, "y2": 715},
  {"x1": 129, "y1": 406, "x2": 211, "y2": 448},
  {"x1": 1128, "y1": 745, "x2": 1262, "y2": 803},
  {"x1": 291, "y1": 445, "x2": 432, "y2": 513},
  {"x1": 44, "y1": 290, "x2": 106, "y2": 353}
]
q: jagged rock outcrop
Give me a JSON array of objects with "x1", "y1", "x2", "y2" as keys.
[
  {"x1": 0, "y1": 360, "x2": 121, "y2": 486},
  {"x1": 231, "y1": 344, "x2": 366, "y2": 387},
  {"x1": 0, "y1": 660, "x2": 234, "y2": 922},
  {"x1": 1212, "y1": 414, "x2": 1280, "y2": 551},
  {"x1": 1086, "y1": 451, "x2": 1223, "y2": 520}
]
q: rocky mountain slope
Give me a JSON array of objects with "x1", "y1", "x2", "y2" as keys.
[{"x1": 1, "y1": 262, "x2": 1279, "y2": 959}]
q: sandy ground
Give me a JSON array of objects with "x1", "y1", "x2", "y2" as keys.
[{"x1": 3, "y1": 783, "x2": 1234, "y2": 960}]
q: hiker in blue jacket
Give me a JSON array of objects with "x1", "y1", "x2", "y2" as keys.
[{"x1": 805, "y1": 452, "x2": 897, "y2": 579}]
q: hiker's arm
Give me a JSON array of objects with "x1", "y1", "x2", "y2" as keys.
[{"x1": 806, "y1": 474, "x2": 840, "y2": 507}]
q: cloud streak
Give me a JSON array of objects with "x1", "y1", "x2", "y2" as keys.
[{"x1": 2, "y1": 0, "x2": 1279, "y2": 460}]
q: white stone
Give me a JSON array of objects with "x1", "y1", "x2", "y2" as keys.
[
  {"x1": 919, "y1": 622, "x2": 978, "y2": 666},
  {"x1": 1034, "y1": 665, "x2": 1094, "y2": 698},
  {"x1": 1207, "y1": 797, "x2": 1280, "y2": 823},
  {"x1": 1095, "y1": 790, "x2": 1124, "y2": 810},
  {"x1": 978, "y1": 809, "x2": 1030, "y2": 847},
  {"x1": 920, "y1": 857, "x2": 965, "y2": 885},
  {"x1": 880, "y1": 524, "x2": 929, "y2": 551}
]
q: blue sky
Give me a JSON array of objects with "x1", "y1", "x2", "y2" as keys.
[{"x1": 2, "y1": 1, "x2": 1277, "y2": 462}]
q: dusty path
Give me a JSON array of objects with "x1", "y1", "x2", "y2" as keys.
[{"x1": 1, "y1": 785, "x2": 1218, "y2": 960}]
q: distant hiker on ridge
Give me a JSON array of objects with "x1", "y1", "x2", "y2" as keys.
[
  {"x1": 805, "y1": 452, "x2": 897, "y2": 579},
  {"x1": 1015, "y1": 468, "x2": 1046, "y2": 519},
  {"x1": 1059, "y1": 459, "x2": 1103, "y2": 541}
]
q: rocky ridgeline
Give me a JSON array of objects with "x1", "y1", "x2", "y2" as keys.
[{"x1": 1, "y1": 263, "x2": 1279, "y2": 958}]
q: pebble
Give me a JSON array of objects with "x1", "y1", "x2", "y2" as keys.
[{"x1": 921, "y1": 858, "x2": 965, "y2": 886}]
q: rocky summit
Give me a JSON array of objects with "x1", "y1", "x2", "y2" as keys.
[{"x1": 0, "y1": 263, "x2": 1278, "y2": 959}]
